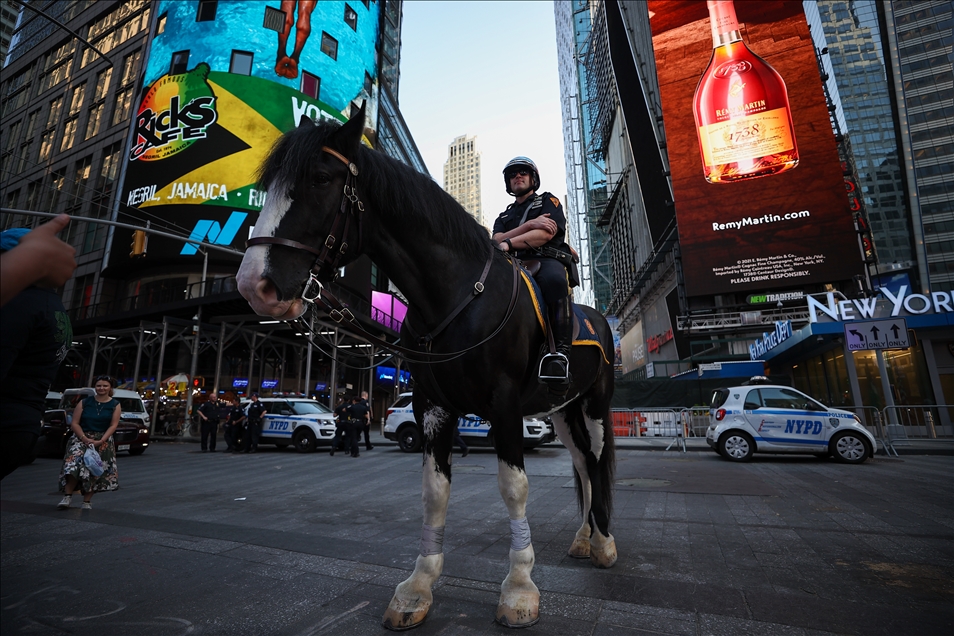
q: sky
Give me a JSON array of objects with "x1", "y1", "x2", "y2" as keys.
[{"x1": 397, "y1": 1, "x2": 567, "y2": 229}]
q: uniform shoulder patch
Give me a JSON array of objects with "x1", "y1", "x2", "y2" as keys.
[{"x1": 549, "y1": 196, "x2": 560, "y2": 208}]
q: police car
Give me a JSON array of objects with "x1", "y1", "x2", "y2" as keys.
[
  {"x1": 240, "y1": 397, "x2": 336, "y2": 452},
  {"x1": 707, "y1": 378, "x2": 876, "y2": 463},
  {"x1": 384, "y1": 393, "x2": 556, "y2": 453}
]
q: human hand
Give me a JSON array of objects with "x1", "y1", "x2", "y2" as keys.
[
  {"x1": 94, "y1": 439, "x2": 107, "y2": 450},
  {"x1": 16, "y1": 214, "x2": 76, "y2": 287}
]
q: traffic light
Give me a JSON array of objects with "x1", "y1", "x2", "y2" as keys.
[
  {"x1": 130, "y1": 230, "x2": 147, "y2": 257},
  {"x1": 193, "y1": 376, "x2": 204, "y2": 388}
]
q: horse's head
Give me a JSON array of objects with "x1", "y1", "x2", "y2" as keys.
[{"x1": 237, "y1": 105, "x2": 366, "y2": 319}]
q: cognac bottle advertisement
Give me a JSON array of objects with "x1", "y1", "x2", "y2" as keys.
[{"x1": 648, "y1": 0, "x2": 862, "y2": 297}]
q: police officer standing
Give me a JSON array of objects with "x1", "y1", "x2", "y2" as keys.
[
  {"x1": 197, "y1": 393, "x2": 220, "y2": 452},
  {"x1": 492, "y1": 157, "x2": 577, "y2": 391},
  {"x1": 358, "y1": 390, "x2": 373, "y2": 451},
  {"x1": 224, "y1": 397, "x2": 246, "y2": 452},
  {"x1": 242, "y1": 392, "x2": 266, "y2": 453},
  {"x1": 330, "y1": 395, "x2": 350, "y2": 456},
  {"x1": 346, "y1": 394, "x2": 369, "y2": 458}
]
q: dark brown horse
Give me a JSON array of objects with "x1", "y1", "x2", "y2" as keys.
[{"x1": 236, "y1": 106, "x2": 616, "y2": 629}]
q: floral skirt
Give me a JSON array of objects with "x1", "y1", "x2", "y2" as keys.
[{"x1": 59, "y1": 431, "x2": 118, "y2": 494}]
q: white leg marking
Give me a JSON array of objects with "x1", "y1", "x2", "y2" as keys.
[
  {"x1": 551, "y1": 412, "x2": 593, "y2": 558},
  {"x1": 421, "y1": 406, "x2": 449, "y2": 442},
  {"x1": 496, "y1": 461, "x2": 539, "y2": 626},
  {"x1": 581, "y1": 399, "x2": 606, "y2": 462},
  {"x1": 383, "y1": 453, "x2": 450, "y2": 629}
]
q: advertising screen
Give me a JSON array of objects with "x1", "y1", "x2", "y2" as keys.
[
  {"x1": 647, "y1": 0, "x2": 862, "y2": 297},
  {"x1": 110, "y1": 0, "x2": 381, "y2": 270}
]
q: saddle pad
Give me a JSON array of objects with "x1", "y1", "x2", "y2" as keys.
[{"x1": 518, "y1": 268, "x2": 611, "y2": 364}]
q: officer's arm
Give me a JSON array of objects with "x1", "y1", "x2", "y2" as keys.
[{"x1": 501, "y1": 228, "x2": 556, "y2": 251}]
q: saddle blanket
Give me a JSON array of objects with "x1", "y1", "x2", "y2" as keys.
[{"x1": 518, "y1": 268, "x2": 610, "y2": 363}]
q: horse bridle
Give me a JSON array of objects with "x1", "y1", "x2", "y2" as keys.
[
  {"x1": 245, "y1": 145, "x2": 522, "y2": 364},
  {"x1": 246, "y1": 145, "x2": 363, "y2": 298}
]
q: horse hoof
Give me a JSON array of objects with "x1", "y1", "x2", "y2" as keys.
[
  {"x1": 497, "y1": 584, "x2": 540, "y2": 628},
  {"x1": 589, "y1": 534, "x2": 617, "y2": 569},
  {"x1": 567, "y1": 536, "x2": 590, "y2": 559},
  {"x1": 382, "y1": 606, "x2": 428, "y2": 631}
]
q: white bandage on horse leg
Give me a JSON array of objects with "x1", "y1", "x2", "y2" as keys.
[
  {"x1": 509, "y1": 517, "x2": 531, "y2": 552},
  {"x1": 420, "y1": 523, "x2": 445, "y2": 556}
]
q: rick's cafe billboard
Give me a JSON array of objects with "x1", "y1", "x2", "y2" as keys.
[{"x1": 111, "y1": 0, "x2": 380, "y2": 268}]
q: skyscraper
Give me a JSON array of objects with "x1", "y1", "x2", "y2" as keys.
[{"x1": 442, "y1": 134, "x2": 483, "y2": 226}]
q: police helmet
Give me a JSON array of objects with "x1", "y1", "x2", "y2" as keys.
[{"x1": 503, "y1": 156, "x2": 540, "y2": 195}]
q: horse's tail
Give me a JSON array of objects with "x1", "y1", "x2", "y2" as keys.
[{"x1": 599, "y1": 404, "x2": 616, "y2": 523}]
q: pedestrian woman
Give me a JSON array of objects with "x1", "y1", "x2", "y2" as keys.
[{"x1": 57, "y1": 375, "x2": 120, "y2": 510}]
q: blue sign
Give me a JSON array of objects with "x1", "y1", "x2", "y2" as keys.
[
  {"x1": 261, "y1": 379, "x2": 278, "y2": 389},
  {"x1": 377, "y1": 366, "x2": 410, "y2": 384},
  {"x1": 232, "y1": 378, "x2": 248, "y2": 388},
  {"x1": 181, "y1": 212, "x2": 248, "y2": 255},
  {"x1": 315, "y1": 382, "x2": 328, "y2": 391}
]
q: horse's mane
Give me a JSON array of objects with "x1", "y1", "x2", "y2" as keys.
[{"x1": 257, "y1": 119, "x2": 491, "y2": 261}]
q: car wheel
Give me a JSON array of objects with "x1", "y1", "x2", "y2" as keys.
[
  {"x1": 128, "y1": 446, "x2": 146, "y2": 456},
  {"x1": 397, "y1": 424, "x2": 421, "y2": 453},
  {"x1": 830, "y1": 431, "x2": 870, "y2": 464},
  {"x1": 719, "y1": 431, "x2": 754, "y2": 462},
  {"x1": 293, "y1": 428, "x2": 317, "y2": 453}
]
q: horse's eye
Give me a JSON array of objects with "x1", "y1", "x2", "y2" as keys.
[{"x1": 314, "y1": 173, "x2": 331, "y2": 187}]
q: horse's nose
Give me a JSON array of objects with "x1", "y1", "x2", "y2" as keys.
[{"x1": 255, "y1": 276, "x2": 281, "y2": 303}]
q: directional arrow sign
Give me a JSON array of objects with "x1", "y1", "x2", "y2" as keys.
[{"x1": 844, "y1": 318, "x2": 909, "y2": 351}]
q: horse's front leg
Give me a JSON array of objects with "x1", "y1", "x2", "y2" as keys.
[
  {"x1": 495, "y1": 418, "x2": 540, "y2": 628},
  {"x1": 382, "y1": 401, "x2": 457, "y2": 631}
]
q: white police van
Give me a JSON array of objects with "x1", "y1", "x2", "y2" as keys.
[
  {"x1": 240, "y1": 397, "x2": 336, "y2": 452},
  {"x1": 707, "y1": 378, "x2": 876, "y2": 463},
  {"x1": 384, "y1": 392, "x2": 556, "y2": 453}
]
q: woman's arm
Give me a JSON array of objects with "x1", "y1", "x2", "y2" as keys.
[
  {"x1": 95, "y1": 404, "x2": 121, "y2": 450},
  {"x1": 70, "y1": 401, "x2": 91, "y2": 444}
]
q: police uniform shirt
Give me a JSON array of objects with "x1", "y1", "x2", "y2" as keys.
[
  {"x1": 493, "y1": 192, "x2": 568, "y2": 259},
  {"x1": 347, "y1": 401, "x2": 370, "y2": 423},
  {"x1": 227, "y1": 405, "x2": 245, "y2": 424},
  {"x1": 247, "y1": 401, "x2": 266, "y2": 423},
  {"x1": 198, "y1": 400, "x2": 220, "y2": 423}
]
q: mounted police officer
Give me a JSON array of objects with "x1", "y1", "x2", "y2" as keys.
[{"x1": 492, "y1": 157, "x2": 578, "y2": 390}]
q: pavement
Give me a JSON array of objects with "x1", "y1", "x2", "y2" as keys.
[{"x1": 2, "y1": 432, "x2": 952, "y2": 635}]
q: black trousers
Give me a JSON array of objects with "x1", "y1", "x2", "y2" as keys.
[
  {"x1": 224, "y1": 424, "x2": 241, "y2": 450},
  {"x1": 359, "y1": 421, "x2": 372, "y2": 449},
  {"x1": 242, "y1": 419, "x2": 261, "y2": 451},
  {"x1": 200, "y1": 420, "x2": 218, "y2": 451},
  {"x1": 532, "y1": 257, "x2": 570, "y2": 304},
  {"x1": 345, "y1": 419, "x2": 360, "y2": 456}
]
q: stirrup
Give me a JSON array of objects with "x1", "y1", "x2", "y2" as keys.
[{"x1": 538, "y1": 352, "x2": 570, "y2": 383}]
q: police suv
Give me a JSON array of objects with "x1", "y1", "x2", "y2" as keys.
[
  {"x1": 707, "y1": 378, "x2": 876, "y2": 463},
  {"x1": 384, "y1": 392, "x2": 556, "y2": 453},
  {"x1": 240, "y1": 397, "x2": 336, "y2": 452}
]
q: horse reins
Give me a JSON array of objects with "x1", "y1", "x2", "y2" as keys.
[{"x1": 246, "y1": 145, "x2": 523, "y2": 365}]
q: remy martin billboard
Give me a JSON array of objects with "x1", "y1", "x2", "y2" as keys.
[
  {"x1": 648, "y1": 0, "x2": 862, "y2": 297},
  {"x1": 110, "y1": 0, "x2": 380, "y2": 269}
]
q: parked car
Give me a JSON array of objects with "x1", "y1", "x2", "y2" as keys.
[
  {"x1": 45, "y1": 391, "x2": 62, "y2": 411},
  {"x1": 706, "y1": 378, "x2": 875, "y2": 463},
  {"x1": 383, "y1": 392, "x2": 556, "y2": 453},
  {"x1": 38, "y1": 388, "x2": 150, "y2": 457},
  {"x1": 240, "y1": 397, "x2": 336, "y2": 452}
]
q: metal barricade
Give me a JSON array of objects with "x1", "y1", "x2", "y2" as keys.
[
  {"x1": 610, "y1": 408, "x2": 682, "y2": 443},
  {"x1": 881, "y1": 405, "x2": 954, "y2": 454},
  {"x1": 680, "y1": 407, "x2": 710, "y2": 438}
]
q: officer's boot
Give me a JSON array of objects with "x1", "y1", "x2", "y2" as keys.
[{"x1": 539, "y1": 297, "x2": 573, "y2": 390}]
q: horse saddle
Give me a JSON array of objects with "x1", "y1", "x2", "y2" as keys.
[{"x1": 515, "y1": 263, "x2": 605, "y2": 352}]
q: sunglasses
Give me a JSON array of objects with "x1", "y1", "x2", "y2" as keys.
[{"x1": 507, "y1": 169, "x2": 530, "y2": 179}]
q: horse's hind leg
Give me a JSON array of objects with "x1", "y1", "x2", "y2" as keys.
[
  {"x1": 552, "y1": 396, "x2": 617, "y2": 569},
  {"x1": 550, "y1": 406, "x2": 593, "y2": 559},
  {"x1": 382, "y1": 399, "x2": 457, "y2": 631},
  {"x1": 494, "y1": 415, "x2": 540, "y2": 628}
]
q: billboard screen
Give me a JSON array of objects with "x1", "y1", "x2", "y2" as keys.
[
  {"x1": 647, "y1": 0, "x2": 862, "y2": 297},
  {"x1": 110, "y1": 0, "x2": 380, "y2": 270}
]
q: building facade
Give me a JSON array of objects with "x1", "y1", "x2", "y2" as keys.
[
  {"x1": 442, "y1": 134, "x2": 482, "y2": 227},
  {"x1": 555, "y1": 0, "x2": 952, "y2": 409},
  {"x1": 1, "y1": 0, "x2": 425, "y2": 421}
]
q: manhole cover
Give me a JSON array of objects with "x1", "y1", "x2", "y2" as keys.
[{"x1": 616, "y1": 478, "x2": 673, "y2": 488}]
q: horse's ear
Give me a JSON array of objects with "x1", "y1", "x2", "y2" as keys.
[
  {"x1": 332, "y1": 101, "x2": 366, "y2": 155},
  {"x1": 298, "y1": 115, "x2": 315, "y2": 128}
]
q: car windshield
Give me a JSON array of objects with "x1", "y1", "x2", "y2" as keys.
[
  {"x1": 117, "y1": 398, "x2": 145, "y2": 413},
  {"x1": 290, "y1": 401, "x2": 331, "y2": 415}
]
